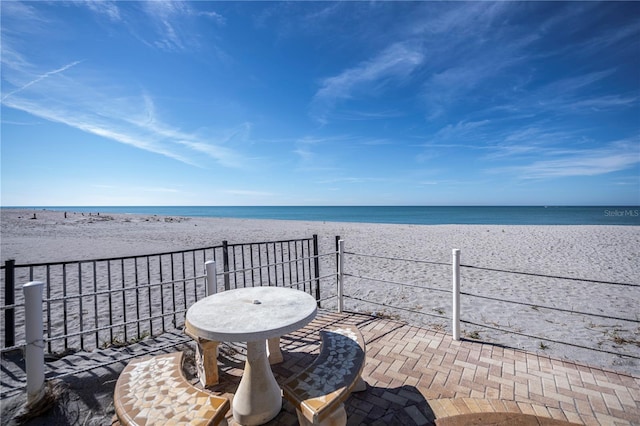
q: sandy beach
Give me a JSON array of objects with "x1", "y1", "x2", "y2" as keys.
[
  {"x1": 2, "y1": 208, "x2": 638, "y2": 369},
  {"x1": 1, "y1": 208, "x2": 639, "y2": 424}
]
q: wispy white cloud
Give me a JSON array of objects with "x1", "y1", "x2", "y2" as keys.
[
  {"x1": 421, "y1": 121, "x2": 602, "y2": 166},
  {"x1": 404, "y1": 4, "x2": 538, "y2": 118},
  {"x1": 334, "y1": 109, "x2": 405, "y2": 121},
  {"x1": 315, "y1": 42, "x2": 423, "y2": 102},
  {"x1": 253, "y1": 2, "x2": 347, "y2": 40},
  {"x1": 0, "y1": 1, "x2": 50, "y2": 32},
  {"x1": 1, "y1": 119, "x2": 43, "y2": 126},
  {"x1": 577, "y1": 19, "x2": 640, "y2": 55},
  {"x1": 1, "y1": 55, "x2": 250, "y2": 169},
  {"x1": 293, "y1": 136, "x2": 324, "y2": 166},
  {"x1": 431, "y1": 120, "x2": 491, "y2": 141},
  {"x1": 140, "y1": 0, "x2": 225, "y2": 52},
  {"x1": 1, "y1": 60, "x2": 83, "y2": 102},
  {"x1": 543, "y1": 69, "x2": 617, "y2": 94},
  {"x1": 564, "y1": 95, "x2": 638, "y2": 112},
  {"x1": 70, "y1": 0, "x2": 224, "y2": 52},
  {"x1": 487, "y1": 68, "x2": 637, "y2": 119},
  {"x1": 612, "y1": 176, "x2": 640, "y2": 186},
  {"x1": 419, "y1": 120, "x2": 493, "y2": 158},
  {"x1": 360, "y1": 139, "x2": 394, "y2": 146},
  {"x1": 142, "y1": 0, "x2": 190, "y2": 51},
  {"x1": 423, "y1": 37, "x2": 538, "y2": 118},
  {"x1": 484, "y1": 127, "x2": 584, "y2": 160},
  {"x1": 1, "y1": 4, "x2": 51, "y2": 74},
  {"x1": 312, "y1": 41, "x2": 423, "y2": 123},
  {"x1": 0, "y1": 45, "x2": 32, "y2": 73},
  {"x1": 302, "y1": 2, "x2": 343, "y2": 24},
  {"x1": 495, "y1": 140, "x2": 640, "y2": 179},
  {"x1": 76, "y1": 0, "x2": 121, "y2": 22},
  {"x1": 411, "y1": 1, "x2": 509, "y2": 36},
  {"x1": 413, "y1": 4, "x2": 638, "y2": 120},
  {"x1": 309, "y1": 2, "x2": 636, "y2": 125},
  {"x1": 292, "y1": 135, "x2": 362, "y2": 172},
  {"x1": 0, "y1": 1, "x2": 238, "y2": 162},
  {"x1": 197, "y1": 10, "x2": 225, "y2": 25}
]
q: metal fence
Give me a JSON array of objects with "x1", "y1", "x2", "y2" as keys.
[
  {"x1": 1, "y1": 236, "x2": 322, "y2": 355},
  {"x1": 4, "y1": 233, "x2": 638, "y2": 379},
  {"x1": 336, "y1": 238, "x2": 640, "y2": 364},
  {"x1": 456, "y1": 263, "x2": 640, "y2": 360}
]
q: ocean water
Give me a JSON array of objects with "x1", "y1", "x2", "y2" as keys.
[{"x1": 16, "y1": 206, "x2": 640, "y2": 225}]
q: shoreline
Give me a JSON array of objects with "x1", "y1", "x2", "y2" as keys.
[
  {"x1": 1, "y1": 208, "x2": 639, "y2": 379},
  {"x1": 3, "y1": 205, "x2": 639, "y2": 228},
  {"x1": 2, "y1": 208, "x2": 639, "y2": 263}
]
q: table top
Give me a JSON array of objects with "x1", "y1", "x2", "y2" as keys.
[{"x1": 185, "y1": 287, "x2": 318, "y2": 342}]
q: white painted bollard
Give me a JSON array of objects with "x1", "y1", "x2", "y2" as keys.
[
  {"x1": 205, "y1": 260, "x2": 217, "y2": 296},
  {"x1": 337, "y1": 239, "x2": 345, "y2": 313},
  {"x1": 452, "y1": 249, "x2": 461, "y2": 341},
  {"x1": 23, "y1": 281, "x2": 45, "y2": 404}
]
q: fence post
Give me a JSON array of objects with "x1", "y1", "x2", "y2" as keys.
[
  {"x1": 337, "y1": 239, "x2": 344, "y2": 313},
  {"x1": 4, "y1": 259, "x2": 15, "y2": 349},
  {"x1": 205, "y1": 260, "x2": 217, "y2": 296},
  {"x1": 23, "y1": 281, "x2": 45, "y2": 405},
  {"x1": 222, "y1": 241, "x2": 230, "y2": 291},
  {"x1": 452, "y1": 249, "x2": 461, "y2": 341},
  {"x1": 312, "y1": 235, "x2": 321, "y2": 307},
  {"x1": 335, "y1": 235, "x2": 341, "y2": 289}
]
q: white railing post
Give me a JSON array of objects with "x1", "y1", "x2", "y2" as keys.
[
  {"x1": 23, "y1": 281, "x2": 45, "y2": 404},
  {"x1": 452, "y1": 249, "x2": 461, "y2": 341},
  {"x1": 337, "y1": 239, "x2": 344, "y2": 313},
  {"x1": 205, "y1": 260, "x2": 217, "y2": 296}
]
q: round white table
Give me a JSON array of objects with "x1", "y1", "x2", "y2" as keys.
[{"x1": 185, "y1": 286, "x2": 317, "y2": 425}]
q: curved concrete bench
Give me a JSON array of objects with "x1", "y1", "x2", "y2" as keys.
[
  {"x1": 114, "y1": 352, "x2": 230, "y2": 426},
  {"x1": 282, "y1": 325, "x2": 367, "y2": 426}
]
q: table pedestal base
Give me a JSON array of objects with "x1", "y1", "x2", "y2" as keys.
[{"x1": 233, "y1": 339, "x2": 282, "y2": 425}]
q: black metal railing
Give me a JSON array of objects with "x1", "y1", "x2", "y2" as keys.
[{"x1": 0, "y1": 236, "x2": 320, "y2": 355}]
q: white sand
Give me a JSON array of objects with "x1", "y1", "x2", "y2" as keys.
[{"x1": 1, "y1": 208, "x2": 639, "y2": 378}]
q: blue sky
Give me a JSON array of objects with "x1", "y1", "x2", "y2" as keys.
[{"x1": 1, "y1": 1, "x2": 639, "y2": 206}]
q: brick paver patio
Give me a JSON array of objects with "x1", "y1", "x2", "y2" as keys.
[
  {"x1": 5, "y1": 310, "x2": 637, "y2": 425},
  {"x1": 209, "y1": 311, "x2": 639, "y2": 426}
]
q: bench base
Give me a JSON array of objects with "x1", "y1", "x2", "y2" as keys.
[
  {"x1": 195, "y1": 339, "x2": 220, "y2": 387},
  {"x1": 352, "y1": 377, "x2": 367, "y2": 393},
  {"x1": 267, "y1": 336, "x2": 283, "y2": 364},
  {"x1": 295, "y1": 402, "x2": 346, "y2": 426}
]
